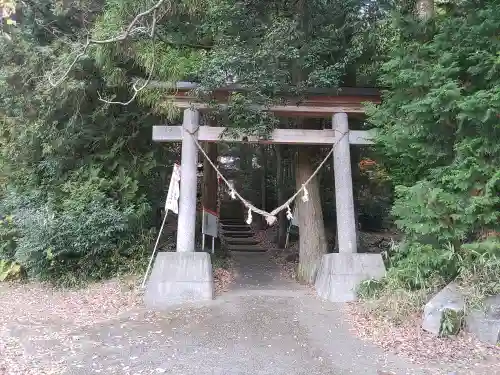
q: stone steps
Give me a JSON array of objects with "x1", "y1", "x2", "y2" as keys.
[
  {"x1": 225, "y1": 237, "x2": 260, "y2": 245},
  {"x1": 221, "y1": 232, "x2": 254, "y2": 238},
  {"x1": 219, "y1": 218, "x2": 246, "y2": 224},
  {"x1": 221, "y1": 223, "x2": 250, "y2": 228},
  {"x1": 226, "y1": 244, "x2": 267, "y2": 253},
  {"x1": 221, "y1": 226, "x2": 252, "y2": 232},
  {"x1": 218, "y1": 209, "x2": 266, "y2": 253}
]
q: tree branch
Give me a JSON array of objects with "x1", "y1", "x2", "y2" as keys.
[
  {"x1": 97, "y1": 9, "x2": 159, "y2": 106},
  {"x1": 154, "y1": 30, "x2": 212, "y2": 50},
  {"x1": 48, "y1": 0, "x2": 170, "y2": 89}
]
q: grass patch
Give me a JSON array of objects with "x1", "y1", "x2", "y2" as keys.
[{"x1": 358, "y1": 280, "x2": 434, "y2": 325}]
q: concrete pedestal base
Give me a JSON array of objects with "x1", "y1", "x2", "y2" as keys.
[
  {"x1": 315, "y1": 253, "x2": 386, "y2": 302},
  {"x1": 144, "y1": 252, "x2": 214, "y2": 309}
]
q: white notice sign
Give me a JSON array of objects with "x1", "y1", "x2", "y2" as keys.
[
  {"x1": 202, "y1": 209, "x2": 219, "y2": 238},
  {"x1": 164, "y1": 164, "x2": 181, "y2": 214}
]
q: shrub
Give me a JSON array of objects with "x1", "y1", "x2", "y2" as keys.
[{"x1": 0, "y1": 189, "x2": 153, "y2": 285}]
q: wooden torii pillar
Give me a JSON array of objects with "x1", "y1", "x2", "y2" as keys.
[{"x1": 144, "y1": 84, "x2": 386, "y2": 308}]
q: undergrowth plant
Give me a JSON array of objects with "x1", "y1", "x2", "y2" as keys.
[{"x1": 0, "y1": 215, "x2": 22, "y2": 281}]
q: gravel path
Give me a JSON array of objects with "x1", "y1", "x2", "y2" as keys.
[
  {"x1": 1, "y1": 278, "x2": 430, "y2": 375},
  {"x1": 0, "y1": 252, "x2": 498, "y2": 375}
]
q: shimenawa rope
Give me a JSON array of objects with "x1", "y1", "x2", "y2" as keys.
[{"x1": 185, "y1": 126, "x2": 347, "y2": 225}]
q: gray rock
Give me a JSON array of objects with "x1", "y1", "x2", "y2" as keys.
[
  {"x1": 315, "y1": 253, "x2": 386, "y2": 302},
  {"x1": 144, "y1": 252, "x2": 214, "y2": 309},
  {"x1": 465, "y1": 294, "x2": 500, "y2": 345},
  {"x1": 422, "y1": 283, "x2": 465, "y2": 336}
]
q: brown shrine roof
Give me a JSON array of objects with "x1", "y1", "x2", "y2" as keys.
[{"x1": 155, "y1": 82, "x2": 381, "y2": 118}]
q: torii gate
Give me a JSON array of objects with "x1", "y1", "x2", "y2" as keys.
[{"x1": 144, "y1": 83, "x2": 386, "y2": 308}]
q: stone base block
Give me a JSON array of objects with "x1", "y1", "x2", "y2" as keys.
[
  {"x1": 466, "y1": 294, "x2": 500, "y2": 345},
  {"x1": 422, "y1": 283, "x2": 465, "y2": 336},
  {"x1": 144, "y1": 252, "x2": 214, "y2": 309},
  {"x1": 315, "y1": 253, "x2": 386, "y2": 302}
]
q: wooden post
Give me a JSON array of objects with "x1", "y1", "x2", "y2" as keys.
[
  {"x1": 275, "y1": 145, "x2": 287, "y2": 247},
  {"x1": 333, "y1": 112, "x2": 357, "y2": 253},
  {"x1": 177, "y1": 109, "x2": 199, "y2": 252},
  {"x1": 202, "y1": 143, "x2": 218, "y2": 214},
  {"x1": 260, "y1": 145, "x2": 267, "y2": 229},
  {"x1": 202, "y1": 120, "x2": 219, "y2": 251}
]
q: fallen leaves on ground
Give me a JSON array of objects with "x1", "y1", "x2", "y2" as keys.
[
  {"x1": 0, "y1": 278, "x2": 143, "y2": 375},
  {"x1": 343, "y1": 302, "x2": 500, "y2": 372},
  {"x1": 214, "y1": 266, "x2": 234, "y2": 295}
]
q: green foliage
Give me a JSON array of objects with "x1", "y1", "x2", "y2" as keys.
[
  {"x1": 440, "y1": 308, "x2": 464, "y2": 337},
  {"x1": 0, "y1": 260, "x2": 21, "y2": 281},
  {"x1": 383, "y1": 241, "x2": 455, "y2": 289},
  {"x1": 0, "y1": 190, "x2": 151, "y2": 284},
  {"x1": 0, "y1": 1, "x2": 176, "y2": 285},
  {"x1": 366, "y1": 0, "x2": 500, "y2": 310},
  {"x1": 456, "y1": 238, "x2": 500, "y2": 307},
  {"x1": 0, "y1": 211, "x2": 23, "y2": 282},
  {"x1": 357, "y1": 269, "x2": 434, "y2": 325},
  {"x1": 0, "y1": 215, "x2": 18, "y2": 261}
]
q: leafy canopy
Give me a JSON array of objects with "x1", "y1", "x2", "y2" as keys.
[{"x1": 85, "y1": 0, "x2": 388, "y2": 124}]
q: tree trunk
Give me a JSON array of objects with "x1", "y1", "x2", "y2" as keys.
[
  {"x1": 275, "y1": 145, "x2": 287, "y2": 247},
  {"x1": 416, "y1": 0, "x2": 434, "y2": 20},
  {"x1": 295, "y1": 146, "x2": 327, "y2": 284}
]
